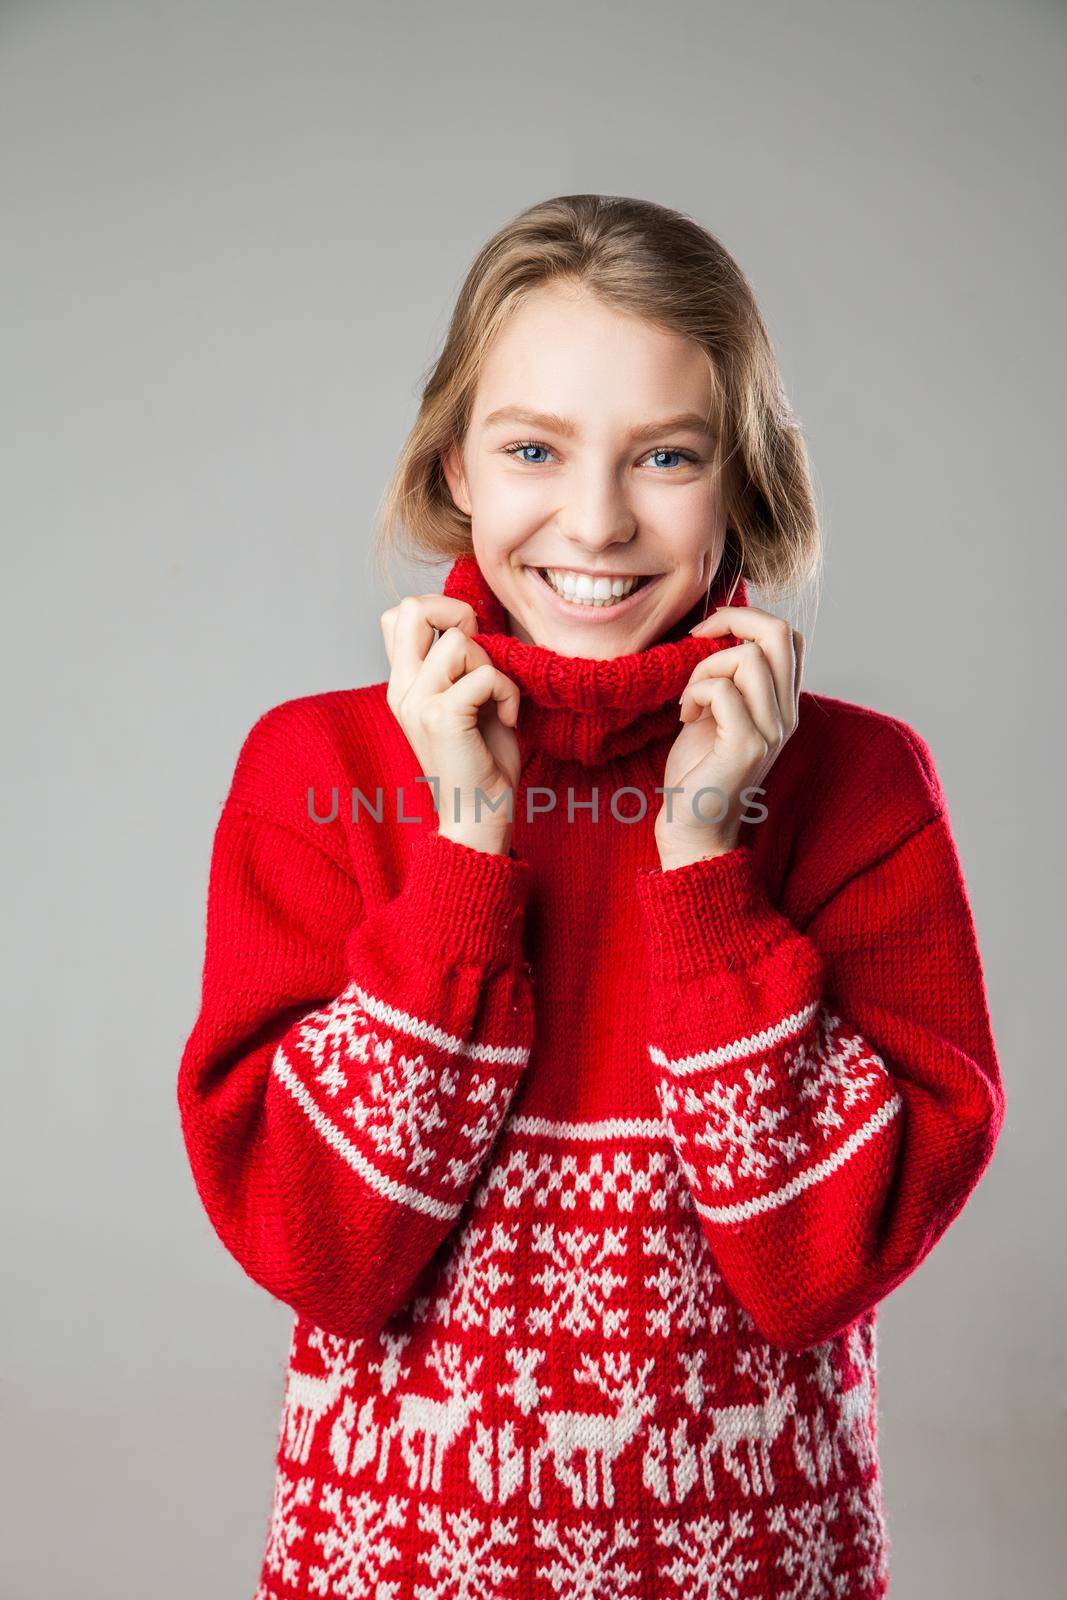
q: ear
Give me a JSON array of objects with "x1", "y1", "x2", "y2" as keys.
[{"x1": 440, "y1": 442, "x2": 472, "y2": 516}]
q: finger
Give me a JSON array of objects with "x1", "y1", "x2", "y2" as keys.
[
  {"x1": 433, "y1": 661, "x2": 522, "y2": 730},
  {"x1": 690, "y1": 604, "x2": 797, "y2": 727},
  {"x1": 383, "y1": 595, "x2": 478, "y2": 695},
  {"x1": 681, "y1": 643, "x2": 783, "y2": 747},
  {"x1": 416, "y1": 623, "x2": 490, "y2": 689},
  {"x1": 381, "y1": 593, "x2": 478, "y2": 662},
  {"x1": 685, "y1": 675, "x2": 765, "y2": 755}
]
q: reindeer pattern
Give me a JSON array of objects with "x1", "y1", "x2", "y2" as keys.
[
  {"x1": 275, "y1": 1160, "x2": 880, "y2": 1507},
  {"x1": 260, "y1": 1131, "x2": 888, "y2": 1598}
]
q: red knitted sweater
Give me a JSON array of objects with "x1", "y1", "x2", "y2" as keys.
[{"x1": 178, "y1": 552, "x2": 1005, "y2": 1600}]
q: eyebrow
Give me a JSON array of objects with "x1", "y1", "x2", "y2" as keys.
[{"x1": 481, "y1": 405, "x2": 715, "y2": 443}]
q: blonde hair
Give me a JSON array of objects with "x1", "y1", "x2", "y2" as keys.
[{"x1": 374, "y1": 193, "x2": 822, "y2": 609}]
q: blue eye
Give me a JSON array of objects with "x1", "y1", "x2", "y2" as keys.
[
  {"x1": 505, "y1": 442, "x2": 552, "y2": 464},
  {"x1": 647, "y1": 448, "x2": 696, "y2": 469}
]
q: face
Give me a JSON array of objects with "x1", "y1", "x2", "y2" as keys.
[{"x1": 440, "y1": 280, "x2": 728, "y2": 658}]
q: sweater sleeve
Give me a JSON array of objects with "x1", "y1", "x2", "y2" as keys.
[
  {"x1": 633, "y1": 808, "x2": 1005, "y2": 1353},
  {"x1": 178, "y1": 727, "x2": 535, "y2": 1344}
]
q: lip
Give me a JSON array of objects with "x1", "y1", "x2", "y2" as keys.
[{"x1": 523, "y1": 564, "x2": 664, "y2": 623}]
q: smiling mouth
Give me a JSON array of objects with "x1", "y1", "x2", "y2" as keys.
[{"x1": 530, "y1": 566, "x2": 662, "y2": 609}]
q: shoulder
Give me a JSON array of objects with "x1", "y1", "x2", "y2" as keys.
[
  {"x1": 220, "y1": 681, "x2": 400, "y2": 858},
  {"x1": 772, "y1": 690, "x2": 950, "y2": 914},
  {"x1": 794, "y1": 690, "x2": 946, "y2": 816}
]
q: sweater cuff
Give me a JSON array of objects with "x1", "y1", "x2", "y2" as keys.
[
  {"x1": 635, "y1": 844, "x2": 795, "y2": 979},
  {"x1": 396, "y1": 825, "x2": 532, "y2": 969}
]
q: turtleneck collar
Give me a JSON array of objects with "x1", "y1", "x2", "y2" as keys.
[{"x1": 440, "y1": 552, "x2": 749, "y2": 765}]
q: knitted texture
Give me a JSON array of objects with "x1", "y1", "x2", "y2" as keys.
[{"x1": 178, "y1": 552, "x2": 1005, "y2": 1599}]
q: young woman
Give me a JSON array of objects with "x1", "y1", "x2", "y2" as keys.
[{"x1": 178, "y1": 194, "x2": 1005, "y2": 1600}]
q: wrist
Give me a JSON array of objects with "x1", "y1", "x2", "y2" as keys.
[
  {"x1": 656, "y1": 844, "x2": 733, "y2": 872},
  {"x1": 636, "y1": 845, "x2": 794, "y2": 978},
  {"x1": 373, "y1": 825, "x2": 530, "y2": 968},
  {"x1": 438, "y1": 822, "x2": 514, "y2": 857},
  {"x1": 654, "y1": 826, "x2": 738, "y2": 872}
]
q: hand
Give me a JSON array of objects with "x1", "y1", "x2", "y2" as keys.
[
  {"x1": 381, "y1": 594, "x2": 522, "y2": 855},
  {"x1": 654, "y1": 605, "x2": 805, "y2": 870}
]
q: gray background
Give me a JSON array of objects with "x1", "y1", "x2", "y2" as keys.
[{"x1": 2, "y1": 1, "x2": 1063, "y2": 1595}]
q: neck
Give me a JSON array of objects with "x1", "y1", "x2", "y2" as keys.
[{"x1": 440, "y1": 553, "x2": 749, "y2": 765}]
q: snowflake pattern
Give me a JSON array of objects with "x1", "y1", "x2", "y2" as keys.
[
  {"x1": 445, "y1": 1071, "x2": 517, "y2": 1190},
  {"x1": 414, "y1": 1506, "x2": 519, "y2": 1600},
  {"x1": 791, "y1": 1013, "x2": 890, "y2": 1135},
  {"x1": 345, "y1": 1047, "x2": 452, "y2": 1178},
  {"x1": 767, "y1": 1497, "x2": 850, "y2": 1599},
  {"x1": 656, "y1": 1005, "x2": 896, "y2": 1202},
  {"x1": 655, "y1": 1509, "x2": 760, "y2": 1599},
  {"x1": 421, "y1": 1220, "x2": 520, "y2": 1335},
  {"x1": 642, "y1": 1221, "x2": 728, "y2": 1339},
  {"x1": 261, "y1": 1467, "x2": 315, "y2": 1589},
  {"x1": 308, "y1": 1484, "x2": 408, "y2": 1598},
  {"x1": 845, "y1": 1479, "x2": 891, "y2": 1591},
  {"x1": 277, "y1": 980, "x2": 521, "y2": 1208},
  {"x1": 296, "y1": 988, "x2": 386, "y2": 1095},
  {"x1": 533, "y1": 1518, "x2": 642, "y2": 1598},
  {"x1": 658, "y1": 1065, "x2": 809, "y2": 1194},
  {"x1": 526, "y1": 1221, "x2": 629, "y2": 1338}
]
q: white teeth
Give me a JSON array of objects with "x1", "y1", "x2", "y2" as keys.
[{"x1": 539, "y1": 568, "x2": 647, "y2": 607}]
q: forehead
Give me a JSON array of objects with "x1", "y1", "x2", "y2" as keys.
[{"x1": 473, "y1": 282, "x2": 714, "y2": 423}]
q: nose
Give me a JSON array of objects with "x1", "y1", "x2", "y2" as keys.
[{"x1": 556, "y1": 463, "x2": 638, "y2": 555}]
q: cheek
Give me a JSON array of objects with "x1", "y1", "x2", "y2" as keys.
[
  {"x1": 474, "y1": 469, "x2": 553, "y2": 531},
  {"x1": 639, "y1": 479, "x2": 725, "y2": 544}
]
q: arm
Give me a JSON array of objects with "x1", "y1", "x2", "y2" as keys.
[
  {"x1": 178, "y1": 790, "x2": 534, "y2": 1344},
  {"x1": 634, "y1": 811, "x2": 1005, "y2": 1352}
]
